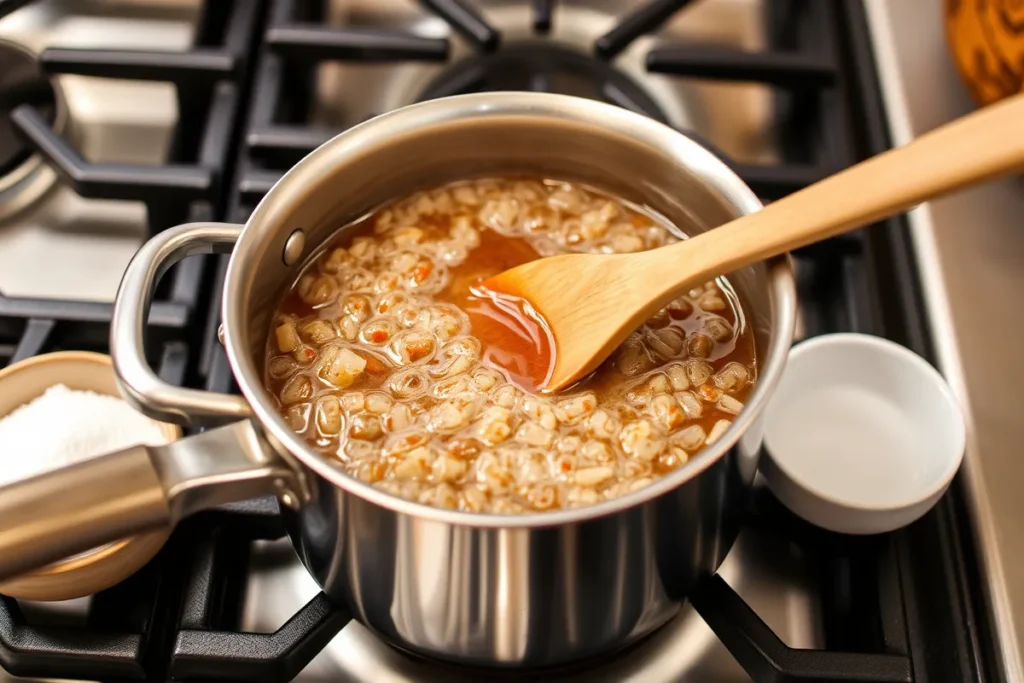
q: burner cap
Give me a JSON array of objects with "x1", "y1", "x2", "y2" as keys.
[
  {"x1": 0, "y1": 40, "x2": 57, "y2": 179},
  {"x1": 417, "y1": 44, "x2": 669, "y2": 123}
]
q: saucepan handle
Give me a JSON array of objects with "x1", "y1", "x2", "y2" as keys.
[
  {"x1": 0, "y1": 421, "x2": 298, "y2": 581},
  {"x1": 0, "y1": 222, "x2": 306, "y2": 581},
  {"x1": 111, "y1": 221, "x2": 251, "y2": 427}
]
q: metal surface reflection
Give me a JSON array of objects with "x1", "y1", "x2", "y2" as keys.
[
  {"x1": 283, "y1": 435, "x2": 758, "y2": 666},
  {"x1": 247, "y1": 480, "x2": 822, "y2": 682}
]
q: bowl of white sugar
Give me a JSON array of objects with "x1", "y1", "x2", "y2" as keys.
[{"x1": 0, "y1": 351, "x2": 179, "y2": 601}]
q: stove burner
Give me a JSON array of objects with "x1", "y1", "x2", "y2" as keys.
[
  {"x1": 0, "y1": 40, "x2": 57, "y2": 179},
  {"x1": 416, "y1": 44, "x2": 669, "y2": 123}
]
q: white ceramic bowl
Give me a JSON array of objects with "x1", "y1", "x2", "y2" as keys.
[{"x1": 761, "y1": 333, "x2": 966, "y2": 535}]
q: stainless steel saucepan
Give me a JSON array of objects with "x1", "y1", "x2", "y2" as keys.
[{"x1": 0, "y1": 93, "x2": 796, "y2": 668}]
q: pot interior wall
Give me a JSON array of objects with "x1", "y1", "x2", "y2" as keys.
[{"x1": 229, "y1": 99, "x2": 776, "y2": 406}]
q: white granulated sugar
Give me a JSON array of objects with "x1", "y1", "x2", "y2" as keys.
[{"x1": 0, "y1": 384, "x2": 170, "y2": 487}]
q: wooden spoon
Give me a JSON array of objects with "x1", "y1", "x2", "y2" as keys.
[{"x1": 480, "y1": 92, "x2": 1024, "y2": 392}]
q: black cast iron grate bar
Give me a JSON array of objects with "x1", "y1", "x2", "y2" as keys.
[
  {"x1": 206, "y1": 342, "x2": 238, "y2": 396},
  {"x1": 200, "y1": 0, "x2": 262, "y2": 162},
  {"x1": 646, "y1": 45, "x2": 836, "y2": 87},
  {"x1": 418, "y1": 0, "x2": 500, "y2": 52},
  {"x1": 9, "y1": 318, "x2": 55, "y2": 364},
  {"x1": 40, "y1": 48, "x2": 238, "y2": 86},
  {"x1": 598, "y1": 80, "x2": 669, "y2": 123},
  {"x1": 166, "y1": 240, "x2": 208, "y2": 306},
  {"x1": 418, "y1": 61, "x2": 487, "y2": 100},
  {"x1": 533, "y1": 0, "x2": 554, "y2": 34},
  {"x1": 734, "y1": 162, "x2": 829, "y2": 200},
  {"x1": 170, "y1": 594, "x2": 351, "y2": 682},
  {"x1": 205, "y1": 496, "x2": 284, "y2": 529},
  {"x1": 602, "y1": 82, "x2": 655, "y2": 116},
  {"x1": 10, "y1": 106, "x2": 215, "y2": 202},
  {"x1": 674, "y1": 127, "x2": 829, "y2": 200},
  {"x1": 177, "y1": 504, "x2": 288, "y2": 640},
  {"x1": 239, "y1": 169, "x2": 282, "y2": 201},
  {"x1": 594, "y1": 0, "x2": 696, "y2": 60},
  {"x1": 198, "y1": 82, "x2": 243, "y2": 177},
  {"x1": 0, "y1": 296, "x2": 189, "y2": 328},
  {"x1": 158, "y1": 342, "x2": 189, "y2": 387},
  {"x1": 222, "y1": 0, "x2": 263, "y2": 55},
  {"x1": 247, "y1": 125, "x2": 337, "y2": 154},
  {"x1": 177, "y1": 534, "x2": 224, "y2": 631},
  {"x1": 198, "y1": 256, "x2": 228, "y2": 377},
  {"x1": 692, "y1": 575, "x2": 912, "y2": 682},
  {"x1": 267, "y1": 0, "x2": 292, "y2": 27},
  {"x1": 0, "y1": 597, "x2": 144, "y2": 680},
  {"x1": 530, "y1": 72, "x2": 551, "y2": 92},
  {"x1": 266, "y1": 24, "x2": 450, "y2": 62},
  {"x1": 247, "y1": 53, "x2": 283, "y2": 130},
  {"x1": 806, "y1": 4, "x2": 854, "y2": 170}
]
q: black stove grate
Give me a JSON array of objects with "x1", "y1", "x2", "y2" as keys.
[
  {"x1": 0, "y1": 1, "x2": 262, "y2": 679},
  {"x1": 0, "y1": 0, "x2": 260, "y2": 368},
  {"x1": 0, "y1": 0, "x2": 990, "y2": 681}
]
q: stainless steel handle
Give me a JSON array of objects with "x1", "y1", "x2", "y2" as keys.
[
  {"x1": 0, "y1": 222, "x2": 312, "y2": 581},
  {"x1": 112, "y1": 222, "x2": 251, "y2": 427},
  {"x1": 0, "y1": 445, "x2": 168, "y2": 580},
  {"x1": 0, "y1": 421, "x2": 298, "y2": 582}
]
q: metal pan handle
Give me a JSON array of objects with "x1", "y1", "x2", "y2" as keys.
[
  {"x1": 111, "y1": 221, "x2": 251, "y2": 427},
  {"x1": 0, "y1": 420, "x2": 297, "y2": 581},
  {"x1": 0, "y1": 222, "x2": 306, "y2": 582}
]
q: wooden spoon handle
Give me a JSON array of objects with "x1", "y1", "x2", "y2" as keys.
[{"x1": 649, "y1": 91, "x2": 1024, "y2": 287}]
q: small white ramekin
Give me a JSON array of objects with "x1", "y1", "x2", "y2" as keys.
[{"x1": 761, "y1": 333, "x2": 966, "y2": 535}]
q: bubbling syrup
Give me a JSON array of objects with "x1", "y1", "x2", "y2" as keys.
[
  {"x1": 264, "y1": 176, "x2": 758, "y2": 515},
  {"x1": 439, "y1": 228, "x2": 554, "y2": 392}
]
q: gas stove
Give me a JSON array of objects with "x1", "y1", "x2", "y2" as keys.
[{"x1": 0, "y1": 1, "x2": 995, "y2": 681}]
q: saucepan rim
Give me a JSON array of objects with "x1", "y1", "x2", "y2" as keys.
[{"x1": 222, "y1": 92, "x2": 798, "y2": 528}]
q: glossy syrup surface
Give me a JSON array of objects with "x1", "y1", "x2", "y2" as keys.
[{"x1": 448, "y1": 228, "x2": 556, "y2": 392}]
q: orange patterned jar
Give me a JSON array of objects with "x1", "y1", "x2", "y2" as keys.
[{"x1": 945, "y1": 0, "x2": 1024, "y2": 106}]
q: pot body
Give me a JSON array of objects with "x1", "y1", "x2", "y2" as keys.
[{"x1": 283, "y1": 432, "x2": 758, "y2": 666}]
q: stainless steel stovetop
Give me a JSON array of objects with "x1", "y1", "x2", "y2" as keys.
[
  {"x1": 0, "y1": 0, "x2": 201, "y2": 303},
  {"x1": 0, "y1": 0, "x2": 1016, "y2": 681}
]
